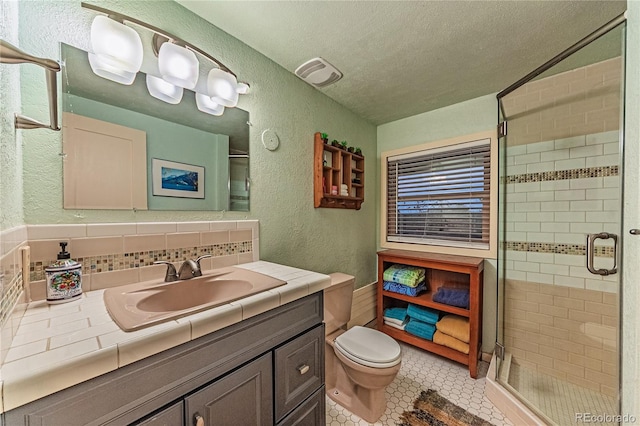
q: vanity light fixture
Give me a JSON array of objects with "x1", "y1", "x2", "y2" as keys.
[
  {"x1": 195, "y1": 93, "x2": 225, "y2": 116},
  {"x1": 236, "y1": 82, "x2": 250, "y2": 95},
  {"x1": 146, "y1": 74, "x2": 183, "y2": 104},
  {"x1": 81, "y1": 2, "x2": 249, "y2": 115},
  {"x1": 157, "y1": 42, "x2": 199, "y2": 89},
  {"x1": 89, "y1": 15, "x2": 143, "y2": 85},
  {"x1": 208, "y1": 68, "x2": 239, "y2": 108}
]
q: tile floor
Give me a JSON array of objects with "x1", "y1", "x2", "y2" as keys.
[
  {"x1": 508, "y1": 362, "x2": 617, "y2": 426},
  {"x1": 325, "y1": 342, "x2": 513, "y2": 425}
]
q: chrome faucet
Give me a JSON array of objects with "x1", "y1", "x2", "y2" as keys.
[
  {"x1": 178, "y1": 255, "x2": 213, "y2": 280},
  {"x1": 153, "y1": 261, "x2": 178, "y2": 282},
  {"x1": 154, "y1": 255, "x2": 212, "y2": 282}
]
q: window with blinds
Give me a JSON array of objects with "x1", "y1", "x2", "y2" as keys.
[{"x1": 386, "y1": 138, "x2": 491, "y2": 250}]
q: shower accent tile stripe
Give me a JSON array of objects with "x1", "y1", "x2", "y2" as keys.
[
  {"x1": 503, "y1": 242, "x2": 615, "y2": 257},
  {"x1": 503, "y1": 165, "x2": 618, "y2": 184},
  {"x1": 503, "y1": 130, "x2": 620, "y2": 293}
]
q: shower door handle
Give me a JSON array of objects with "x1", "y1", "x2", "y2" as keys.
[{"x1": 586, "y1": 232, "x2": 618, "y2": 275}]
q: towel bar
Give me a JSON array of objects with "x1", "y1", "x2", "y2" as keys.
[{"x1": 0, "y1": 39, "x2": 60, "y2": 131}]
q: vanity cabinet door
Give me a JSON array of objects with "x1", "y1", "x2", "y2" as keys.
[
  {"x1": 274, "y1": 324, "x2": 324, "y2": 423},
  {"x1": 133, "y1": 401, "x2": 184, "y2": 426},
  {"x1": 276, "y1": 387, "x2": 325, "y2": 426},
  {"x1": 184, "y1": 353, "x2": 272, "y2": 426}
]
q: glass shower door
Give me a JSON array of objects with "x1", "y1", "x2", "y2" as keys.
[{"x1": 496, "y1": 22, "x2": 624, "y2": 425}]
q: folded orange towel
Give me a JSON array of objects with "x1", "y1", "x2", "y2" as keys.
[
  {"x1": 433, "y1": 330, "x2": 469, "y2": 354},
  {"x1": 436, "y1": 314, "x2": 470, "y2": 343}
]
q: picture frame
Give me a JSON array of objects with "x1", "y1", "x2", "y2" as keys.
[{"x1": 152, "y1": 159, "x2": 205, "y2": 199}]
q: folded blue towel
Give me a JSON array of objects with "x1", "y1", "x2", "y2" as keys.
[
  {"x1": 383, "y1": 307, "x2": 408, "y2": 321},
  {"x1": 405, "y1": 318, "x2": 436, "y2": 341},
  {"x1": 407, "y1": 303, "x2": 439, "y2": 325},
  {"x1": 432, "y1": 287, "x2": 470, "y2": 309},
  {"x1": 383, "y1": 281, "x2": 426, "y2": 297}
]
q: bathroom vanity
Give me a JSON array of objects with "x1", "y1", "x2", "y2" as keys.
[{"x1": 1, "y1": 263, "x2": 329, "y2": 426}]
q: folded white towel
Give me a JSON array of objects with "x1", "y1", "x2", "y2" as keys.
[
  {"x1": 383, "y1": 315, "x2": 407, "y2": 326},
  {"x1": 384, "y1": 320, "x2": 406, "y2": 330}
]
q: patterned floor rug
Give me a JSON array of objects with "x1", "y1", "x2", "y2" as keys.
[{"x1": 398, "y1": 389, "x2": 494, "y2": 426}]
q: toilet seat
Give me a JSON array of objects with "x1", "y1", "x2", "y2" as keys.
[{"x1": 334, "y1": 326, "x2": 401, "y2": 368}]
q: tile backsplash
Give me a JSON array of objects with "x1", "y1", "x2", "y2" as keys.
[
  {"x1": 26, "y1": 221, "x2": 259, "y2": 298},
  {"x1": 0, "y1": 220, "x2": 259, "y2": 364}
]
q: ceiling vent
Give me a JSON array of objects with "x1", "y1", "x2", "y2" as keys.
[{"x1": 294, "y1": 57, "x2": 343, "y2": 88}]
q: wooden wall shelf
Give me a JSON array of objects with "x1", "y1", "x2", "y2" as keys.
[
  {"x1": 376, "y1": 249, "x2": 484, "y2": 378},
  {"x1": 313, "y1": 132, "x2": 364, "y2": 210}
]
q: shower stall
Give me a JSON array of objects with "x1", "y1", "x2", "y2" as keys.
[
  {"x1": 496, "y1": 15, "x2": 625, "y2": 425},
  {"x1": 229, "y1": 155, "x2": 250, "y2": 211}
]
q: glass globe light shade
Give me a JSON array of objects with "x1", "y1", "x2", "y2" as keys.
[
  {"x1": 89, "y1": 15, "x2": 143, "y2": 84},
  {"x1": 146, "y1": 74, "x2": 183, "y2": 104},
  {"x1": 88, "y1": 52, "x2": 137, "y2": 85},
  {"x1": 207, "y1": 68, "x2": 239, "y2": 108},
  {"x1": 195, "y1": 93, "x2": 225, "y2": 116},
  {"x1": 158, "y1": 42, "x2": 199, "y2": 89}
]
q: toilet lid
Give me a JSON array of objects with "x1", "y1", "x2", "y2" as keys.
[{"x1": 334, "y1": 326, "x2": 401, "y2": 368}]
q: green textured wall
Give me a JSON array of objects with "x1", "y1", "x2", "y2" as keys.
[
  {"x1": 15, "y1": 0, "x2": 377, "y2": 286},
  {"x1": 0, "y1": 0, "x2": 24, "y2": 232}
]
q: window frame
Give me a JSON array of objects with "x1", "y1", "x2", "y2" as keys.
[{"x1": 380, "y1": 130, "x2": 498, "y2": 259}]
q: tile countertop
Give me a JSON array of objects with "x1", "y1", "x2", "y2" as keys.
[{"x1": 0, "y1": 261, "x2": 331, "y2": 413}]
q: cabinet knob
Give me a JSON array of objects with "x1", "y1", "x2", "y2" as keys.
[
  {"x1": 194, "y1": 412, "x2": 204, "y2": 426},
  {"x1": 297, "y1": 364, "x2": 310, "y2": 375}
]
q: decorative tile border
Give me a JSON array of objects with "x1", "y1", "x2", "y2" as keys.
[
  {"x1": 504, "y1": 241, "x2": 614, "y2": 257},
  {"x1": 503, "y1": 166, "x2": 618, "y2": 184},
  {"x1": 0, "y1": 272, "x2": 23, "y2": 327},
  {"x1": 30, "y1": 241, "x2": 252, "y2": 282}
]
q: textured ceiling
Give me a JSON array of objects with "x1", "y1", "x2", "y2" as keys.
[{"x1": 176, "y1": 0, "x2": 626, "y2": 125}]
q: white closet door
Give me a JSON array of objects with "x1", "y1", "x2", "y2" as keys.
[{"x1": 63, "y1": 112, "x2": 147, "y2": 210}]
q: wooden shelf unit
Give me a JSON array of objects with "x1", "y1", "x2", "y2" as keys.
[
  {"x1": 376, "y1": 249, "x2": 484, "y2": 378},
  {"x1": 313, "y1": 132, "x2": 364, "y2": 210}
]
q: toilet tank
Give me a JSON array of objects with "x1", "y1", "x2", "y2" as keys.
[{"x1": 324, "y1": 273, "x2": 355, "y2": 334}]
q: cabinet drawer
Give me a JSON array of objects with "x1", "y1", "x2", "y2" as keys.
[
  {"x1": 277, "y1": 386, "x2": 325, "y2": 426},
  {"x1": 274, "y1": 324, "x2": 325, "y2": 422}
]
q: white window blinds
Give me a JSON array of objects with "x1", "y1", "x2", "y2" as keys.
[{"x1": 386, "y1": 139, "x2": 491, "y2": 249}]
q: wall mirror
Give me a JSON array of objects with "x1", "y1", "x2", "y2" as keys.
[{"x1": 60, "y1": 43, "x2": 250, "y2": 212}]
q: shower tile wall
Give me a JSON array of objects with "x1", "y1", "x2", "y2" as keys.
[
  {"x1": 501, "y1": 57, "x2": 621, "y2": 398},
  {"x1": 503, "y1": 131, "x2": 619, "y2": 397},
  {"x1": 504, "y1": 131, "x2": 619, "y2": 292}
]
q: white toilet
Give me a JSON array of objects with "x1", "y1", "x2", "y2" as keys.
[{"x1": 324, "y1": 273, "x2": 402, "y2": 423}]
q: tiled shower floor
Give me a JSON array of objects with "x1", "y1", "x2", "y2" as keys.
[
  {"x1": 508, "y1": 362, "x2": 617, "y2": 426},
  {"x1": 325, "y1": 342, "x2": 513, "y2": 425}
]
